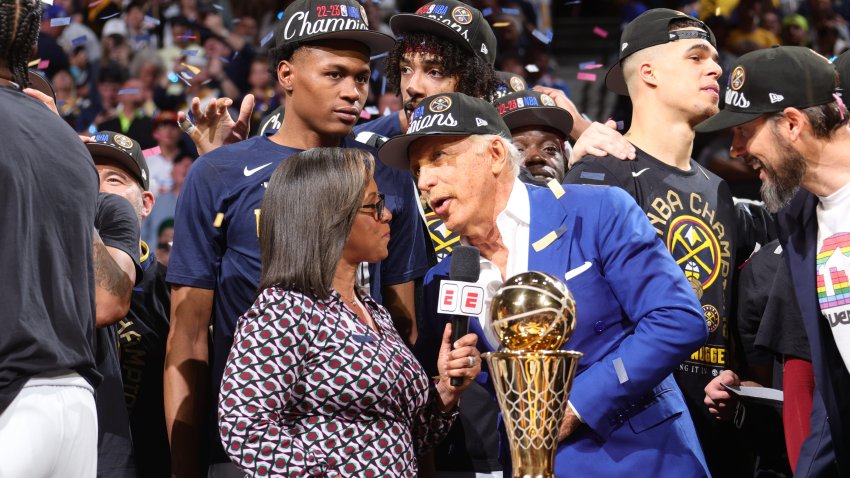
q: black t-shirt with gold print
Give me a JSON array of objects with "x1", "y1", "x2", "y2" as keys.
[{"x1": 565, "y1": 148, "x2": 737, "y2": 408}]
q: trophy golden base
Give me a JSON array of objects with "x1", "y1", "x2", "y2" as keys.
[{"x1": 483, "y1": 350, "x2": 582, "y2": 478}]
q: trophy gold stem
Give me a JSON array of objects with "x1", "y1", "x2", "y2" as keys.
[{"x1": 483, "y1": 350, "x2": 582, "y2": 478}]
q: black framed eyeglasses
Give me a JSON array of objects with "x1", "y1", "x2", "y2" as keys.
[{"x1": 360, "y1": 193, "x2": 385, "y2": 221}]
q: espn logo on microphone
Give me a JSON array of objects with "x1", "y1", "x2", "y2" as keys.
[{"x1": 437, "y1": 281, "x2": 485, "y2": 316}]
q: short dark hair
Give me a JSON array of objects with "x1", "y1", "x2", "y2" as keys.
[
  {"x1": 771, "y1": 100, "x2": 849, "y2": 139},
  {"x1": 0, "y1": 0, "x2": 43, "y2": 88},
  {"x1": 385, "y1": 32, "x2": 499, "y2": 102},
  {"x1": 267, "y1": 40, "x2": 303, "y2": 79},
  {"x1": 258, "y1": 148, "x2": 374, "y2": 299}
]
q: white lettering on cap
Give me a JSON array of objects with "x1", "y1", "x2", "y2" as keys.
[
  {"x1": 283, "y1": 10, "x2": 367, "y2": 41},
  {"x1": 408, "y1": 112, "x2": 459, "y2": 133},
  {"x1": 426, "y1": 14, "x2": 470, "y2": 40},
  {"x1": 725, "y1": 89, "x2": 751, "y2": 109},
  {"x1": 769, "y1": 93, "x2": 784, "y2": 104}
]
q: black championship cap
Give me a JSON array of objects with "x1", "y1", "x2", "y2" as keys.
[
  {"x1": 390, "y1": 0, "x2": 497, "y2": 66},
  {"x1": 696, "y1": 46, "x2": 838, "y2": 133},
  {"x1": 493, "y1": 90, "x2": 573, "y2": 139},
  {"x1": 272, "y1": 0, "x2": 395, "y2": 55},
  {"x1": 87, "y1": 131, "x2": 150, "y2": 191},
  {"x1": 494, "y1": 70, "x2": 528, "y2": 98},
  {"x1": 379, "y1": 92, "x2": 510, "y2": 169},
  {"x1": 605, "y1": 8, "x2": 716, "y2": 96},
  {"x1": 833, "y1": 49, "x2": 850, "y2": 94}
]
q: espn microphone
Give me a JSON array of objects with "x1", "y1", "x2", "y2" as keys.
[{"x1": 446, "y1": 246, "x2": 481, "y2": 386}]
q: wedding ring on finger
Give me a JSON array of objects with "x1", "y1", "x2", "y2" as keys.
[{"x1": 467, "y1": 355, "x2": 475, "y2": 368}]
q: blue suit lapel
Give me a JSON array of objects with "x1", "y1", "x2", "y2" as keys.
[{"x1": 527, "y1": 183, "x2": 575, "y2": 278}]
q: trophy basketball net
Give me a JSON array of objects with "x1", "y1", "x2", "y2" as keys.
[{"x1": 483, "y1": 271, "x2": 582, "y2": 478}]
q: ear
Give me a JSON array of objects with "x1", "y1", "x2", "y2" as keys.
[
  {"x1": 638, "y1": 62, "x2": 658, "y2": 88},
  {"x1": 278, "y1": 60, "x2": 295, "y2": 93},
  {"x1": 488, "y1": 137, "x2": 510, "y2": 176},
  {"x1": 142, "y1": 191, "x2": 155, "y2": 219},
  {"x1": 782, "y1": 107, "x2": 807, "y2": 142}
]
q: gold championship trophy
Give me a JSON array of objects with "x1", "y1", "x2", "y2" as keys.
[{"x1": 483, "y1": 272, "x2": 582, "y2": 478}]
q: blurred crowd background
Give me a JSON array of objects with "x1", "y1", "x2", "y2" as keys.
[{"x1": 38, "y1": 0, "x2": 850, "y2": 263}]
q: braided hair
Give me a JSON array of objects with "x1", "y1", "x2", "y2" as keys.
[{"x1": 0, "y1": 0, "x2": 43, "y2": 88}]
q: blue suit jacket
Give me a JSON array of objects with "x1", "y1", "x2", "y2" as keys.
[
  {"x1": 778, "y1": 190, "x2": 850, "y2": 477},
  {"x1": 416, "y1": 183, "x2": 710, "y2": 477}
]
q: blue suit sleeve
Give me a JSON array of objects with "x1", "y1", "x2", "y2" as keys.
[{"x1": 568, "y1": 187, "x2": 708, "y2": 437}]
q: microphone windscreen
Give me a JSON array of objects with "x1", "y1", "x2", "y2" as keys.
[{"x1": 449, "y1": 246, "x2": 481, "y2": 283}]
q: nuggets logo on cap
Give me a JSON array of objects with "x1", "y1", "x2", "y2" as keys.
[
  {"x1": 114, "y1": 134, "x2": 134, "y2": 149},
  {"x1": 429, "y1": 95, "x2": 453, "y2": 112},
  {"x1": 541, "y1": 94, "x2": 556, "y2": 106},
  {"x1": 451, "y1": 6, "x2": 473, "y2": 25},
  {"x1": 730, "y1": 66, "x2": 746, "y2": 91},
  {"x1": 509, "y1": 76, "x2": 526, "y2": 92}
]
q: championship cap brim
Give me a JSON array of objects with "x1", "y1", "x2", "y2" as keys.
[
  {"x1": 28, "y1": 70, "x2": 56, "y2": 102},
  {"x1": 390, "y1": 14, "x2": 475, "y2": 56},
  {"x1": 379, "y1": 133, "x2": 470, "y2": 170},
  {"x1": 307, "y1": 29, "x2": 396, "y2": 55},
  {"x1": 86, "y1": 142, "x2": 145, "y2": 186},
  {"x1": 604, "y1": 63, "x2": 629, "y2": 96},
  {"x1": 502, "y1": 107, "x2": 573, "y2": 140},
  {"x1": 694, "y1": 109, "x2": 762, "y2": 133}
]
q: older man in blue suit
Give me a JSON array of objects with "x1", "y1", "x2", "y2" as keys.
[{"x1": 379, "y1": 92, "x2": 710, "y2": 476}]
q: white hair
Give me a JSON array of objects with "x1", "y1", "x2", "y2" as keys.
[{"x1": 470, "y1": 134, "x2": 522, "y2": 177}]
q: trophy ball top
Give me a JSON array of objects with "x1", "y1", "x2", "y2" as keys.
[{"x1": 489, "y1": 271, "x2": 576, "y2": 351}]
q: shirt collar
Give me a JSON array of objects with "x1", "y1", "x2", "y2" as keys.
[{"x1": 498, "y1": 177, "x2": 530, "y2": 226}]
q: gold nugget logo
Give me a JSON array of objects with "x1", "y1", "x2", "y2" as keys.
[
  {"x1": 429, "y1": 95, "x2": 452, "y2": 113},
  {"x1": 702, "y1": 304, "x2": 720, "y2": 333},
  {"x1": 667, "y1": 215, "x2": 722, "y2": 291},
  {"x1": 452, "y1": 6, "x2": 473, "y2": 24},
  {"x1": 730, "y1": 66, "x2": 745, "y2": 91},
  {"x1": 114, "y1": 134, "x2": 134, "y2": 149}
]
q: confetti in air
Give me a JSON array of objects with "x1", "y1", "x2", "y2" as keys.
[
  {"x1": 592, "y1": 26, "x2": 609, "y2": 38},
  {"x1": 525, "y1": 64, "x2": 539, "y2": 73},
  {"x1": 50, "y1": 17, "x2": 71, "y2": 27},
  {"x1": 142, "y1": 146, "x2": 161, "y2": 158},
  {"x1": 531, "y1": 29, "x2": 552, "y2": 44},
  {"x1": 577, "y1": 72, "x2": 597, "y2": 82},
  {"x1": 118, "y1": 89, "x2": 140, "y2": 95},
  {"x1": 260, "y1": 31, "x2": 274, "y2": 48},
  {"x1": 71, "y1": 35, "x2": 88, "y2": 47},
  {"x1": 579, "y1": 61, "x2": 603, "y2": 70}
]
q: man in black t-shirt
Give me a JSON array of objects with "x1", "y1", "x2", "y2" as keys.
[
  {"x1": 565, "y1": 9, "x2": 751, "y2": 476},
  {"x1": 88, "y1": 130, "x2": 172, "y2": 477},
  {"x1": 0, "y1": 1, "x2": 99, "y2": 474}
]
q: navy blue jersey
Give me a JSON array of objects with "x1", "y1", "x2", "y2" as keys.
[{"x1": 166, "y1": 134, "x2": 428, "y2": 464}]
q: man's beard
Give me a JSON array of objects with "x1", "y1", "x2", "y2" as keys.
[{"x1": 760, "y1": 133, "x2": 806, "y2": 213}]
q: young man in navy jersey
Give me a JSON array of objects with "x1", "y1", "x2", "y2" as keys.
[{"x1": 163, "y1": 1, "x2": 429, "y2": 476}]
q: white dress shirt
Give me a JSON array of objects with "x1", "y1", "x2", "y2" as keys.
[{"x1": 463, "y1": 178, "x2": 530, "y2": 350}]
